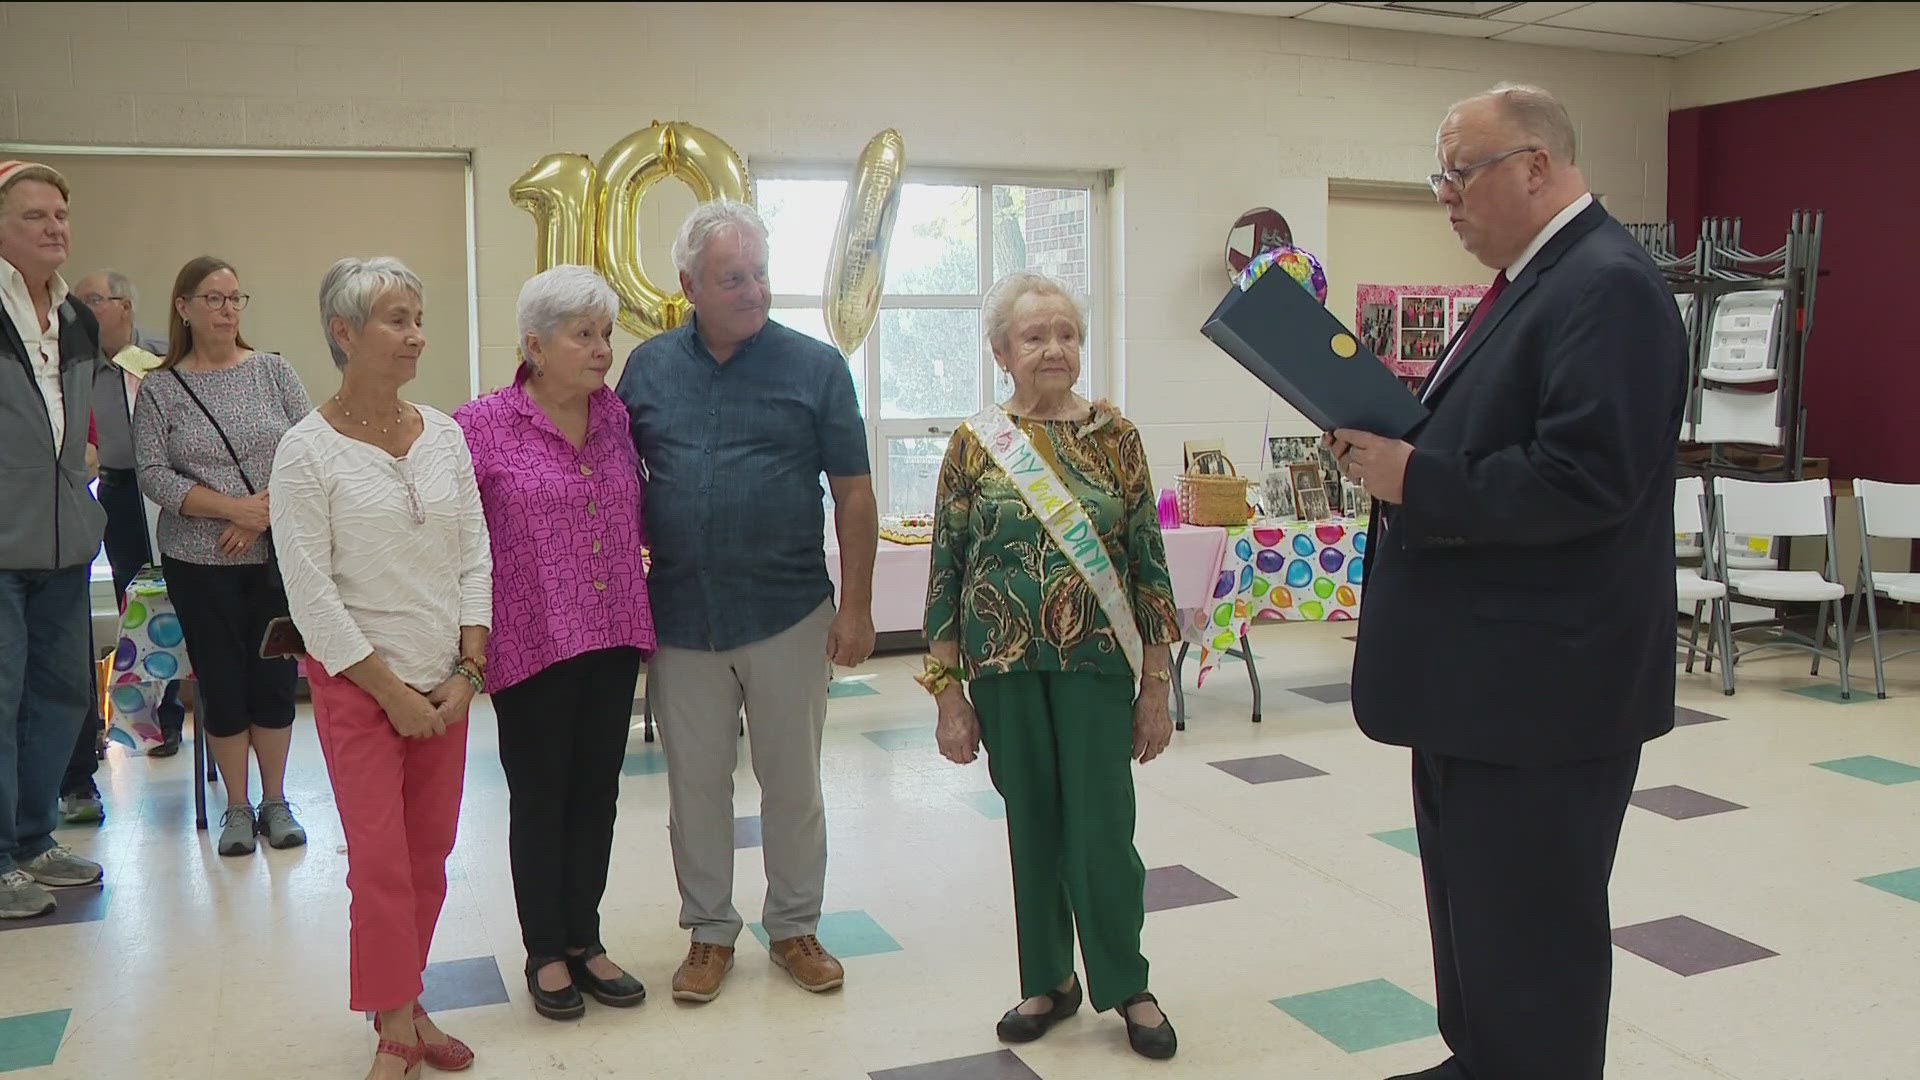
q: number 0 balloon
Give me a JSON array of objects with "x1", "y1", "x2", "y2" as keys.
[{"x1": 822, "y1": 128, "x2": 906, "y2": 356}]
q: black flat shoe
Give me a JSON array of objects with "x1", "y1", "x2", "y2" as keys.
[
  {"x1": 1120, "y1": 990, "x2": 1177, "y2": 1060},
  {"x1": 525, "y1": 956, "x2": 585, "y2": 1020},
  {"x1": 996, "y1": 975, "x2": 1081, "y2": 1043},
  {"x1": 567, "y1": 948, "x2": 647, "y2": 1007}
]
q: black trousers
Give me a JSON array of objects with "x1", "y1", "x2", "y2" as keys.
[
  {"x1": 63, "y1": 471, "x2": 182, "y2": 797},
  {"x1": 161, "y1": 556, "x2": 296, "y2": 738},
  {"x1": 492, "y1": 646, "x2": 643, "y2": 960},
  {"x1": 1413, "y1": 746, "x2": 1641, "y2": 1080}
]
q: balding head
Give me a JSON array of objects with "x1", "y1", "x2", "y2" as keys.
[
  {"x1": 75, "y1": 269, "x2": 137, "y2": 353},
  {"x1": 1435, "y1": 83, "x2": 1588, "y2": 269}
]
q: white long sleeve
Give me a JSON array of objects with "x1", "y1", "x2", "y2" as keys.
[{"x1": 269, "y1": 408, "x2": 493, "y2": 692}]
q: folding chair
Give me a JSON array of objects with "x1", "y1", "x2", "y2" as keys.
[
  {"x1": 1714, "y1": 478, "x2": 1850, "y2": 698},
  {"x1": 1847, "y1": 479, "x2": 1920, "y2": 699},
  {"x1": 1675, "y1": 477, "x2": 1734, "y2": 695}
]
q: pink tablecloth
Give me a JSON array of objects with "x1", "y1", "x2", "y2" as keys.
[{"x1": 828, "y1": 525, "x2": 1231, "y2": 636}]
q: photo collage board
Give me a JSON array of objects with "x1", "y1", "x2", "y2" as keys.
[{"x1": 1356, "y1": 282, "x2": 1492, "y2": 393}]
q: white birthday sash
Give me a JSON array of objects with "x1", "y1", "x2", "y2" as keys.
[{"x1": 965, "y1": 405, "x2": 1143, "y2": 679}]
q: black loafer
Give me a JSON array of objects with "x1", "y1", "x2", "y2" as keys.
[
  {"x1": 996, "y1": 975, "x2": 1081, "y2": 1043},
  {"x1": 567, "y1": 949, "x2": 647, "y2": 1007},
  {"x1": 1120, "y1": 990, "x2": 1177, "y2": 1060},
  {"x1": 525, "y1": 956, "x2": 586, "y2": 1020}
]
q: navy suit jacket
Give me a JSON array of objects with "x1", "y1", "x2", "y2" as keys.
[{"x1": 1351, "y1": 201, "x2": 1687, "y2": 767}]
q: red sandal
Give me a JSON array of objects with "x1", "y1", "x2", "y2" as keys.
[
  {"x1": 372, "y1": 1007, "x2": 474, "y2": 1072},
  {"x1": 372, "y1": 1036, "x2": 424, "y2": 1079}
]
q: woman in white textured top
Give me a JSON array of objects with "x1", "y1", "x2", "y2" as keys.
[{"x1": 270, "y1": 257, "x2": 490, "y2": 1080}]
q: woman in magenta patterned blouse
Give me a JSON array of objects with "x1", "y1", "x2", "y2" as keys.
[{"x1": 454, "y1": 265, "x2": 655, "y2": 1022}]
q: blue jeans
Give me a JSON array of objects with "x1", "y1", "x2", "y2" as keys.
[{"x1": 0, "y1": 566, "x2": 92, "y2": 874}]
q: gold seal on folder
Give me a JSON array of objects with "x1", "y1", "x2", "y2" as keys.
[{"x1": 1330, "y1": 333, "x2": 1357, "y2": 358}]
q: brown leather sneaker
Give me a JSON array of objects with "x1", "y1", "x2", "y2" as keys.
[
  {"x1": 769, "y1": 934, "x2": 845, "y2": 992},
  {"x1": 671, "y1": 941, "x2": 735, "y2": 1003}
]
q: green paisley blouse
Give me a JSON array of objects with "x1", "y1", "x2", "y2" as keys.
[{"x1": 924, "y1": 404, "x2": 1181, "y2": 678}]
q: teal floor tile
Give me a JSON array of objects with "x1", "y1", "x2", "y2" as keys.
[
  {"x1": 0, "y1": 1009, "x2": 69, "y2": 1072},
  {"x1": 622, "y1": 746, "x2": 669, "y2": 776},
  {"x1": 1813, "y1": 755, "x2": 1920, "y2": 785},
  {"x1": 1859, "y1": 867, "x2": 1920, "y2": 903},
  {"x1": 1789, "y1": 683, "x2": 1873, "y2": 704},
  {"x1": 1370, "y1": 828, "x2": 1421, "y2": 856},
  {"x1": 863, "y1": 725, "x2": 934, "y2": 751},
  {"x1": 1273, "y1": 979, "x2": 1438, "y2": 1054},
  {"x1": 829, "y1": 679, "x2": 880, "y2": 699},
  {"x1": 749, "y1": 909, "x2": 902, "y2": 958},
  {"x1": 959, "y1": 790, "x2": 1006, "y2": 819}
]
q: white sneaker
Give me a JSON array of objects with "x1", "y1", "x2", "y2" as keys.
[{"x1": 23, "y1": 844, "x2": 102, "y2": 887}]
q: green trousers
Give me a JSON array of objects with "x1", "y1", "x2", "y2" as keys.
[{"x1": 972, "y1": 670, "x2": 1148, "y2": 1012}]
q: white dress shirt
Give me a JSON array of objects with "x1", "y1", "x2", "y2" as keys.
[
  {"x1": 270, "y1": 407, "x2": 493, "y2": 693},
  {"x1": 1424, "y1": 192, "x2": 1594, "y2": 400},
  {"x1": 0, "y1": 260, "x2": 70, "y2": 451},
  {"x1": 1505, "y1": 192, "x2": 1593, "y2": 282}
]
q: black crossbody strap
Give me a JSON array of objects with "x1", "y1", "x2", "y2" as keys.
[{"x1": 168, "y1": 368, "x2": 255, "y2": 495}]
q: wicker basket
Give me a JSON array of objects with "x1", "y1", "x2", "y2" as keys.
[{"x1": 1178, "y1": 462, "x2": 1253, "y2": 526}]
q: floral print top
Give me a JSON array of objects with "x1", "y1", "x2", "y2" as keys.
[{"x1": 924, "y1": 402, "x2": 1180, "y2": 679}]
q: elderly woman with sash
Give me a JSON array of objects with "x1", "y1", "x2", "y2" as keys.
[{"x1": 923, "y1": 271, "x2": 1182, "y2": 1061}]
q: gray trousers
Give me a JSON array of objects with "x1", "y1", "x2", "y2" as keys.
[{"x1": 652, "y1": 600, "x2": 832, "y2": 946}]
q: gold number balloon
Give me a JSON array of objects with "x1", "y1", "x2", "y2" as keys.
[
  {"x1": 822, "y1": 129, "x2": 905, "y2": 357},
  {"x1": 594, "y1": 122, "x2": 753, "y2": 339},
  {"x1": 507, "y1": 153, "x2": 598, "y2": 271},
  {"x1": 508, "y1": 122, "x2": 752, "y2": 340},
  {"x1": 511, "y1": 123, "x2": 903, "y2": 350}
]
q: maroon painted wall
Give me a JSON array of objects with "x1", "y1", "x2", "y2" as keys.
[{"x1": 1669, "y1": 69, "x2": 1920, "y2": 482}]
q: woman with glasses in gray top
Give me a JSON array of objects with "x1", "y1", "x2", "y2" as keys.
[{"x1": 132, "y1": 255, "x2": 310, "y2": 857}]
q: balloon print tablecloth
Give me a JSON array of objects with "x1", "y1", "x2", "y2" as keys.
[
  {"x1": 106, "y1": 566, "x2": 193, "y2": 754},
  {"x1": 1185, "y1": 520, "x2": 1367, "y2": 685}
]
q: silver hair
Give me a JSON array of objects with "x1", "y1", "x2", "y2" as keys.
[
  {"x1": 981, "y1": 271, "x2": 1088, "y2": 354},
  {"x1": 1453, "y1": 83, "x2": 1577, "y2": 165},
  {"x1": 670, "y1": 199, "x2": 769, "y2": 279},
  {"x1": 517, "y1": 264, "x2": 619, "y2": 362},
  {"x1": 318, "y1": 256, "x2": 424, "y2": 370},
  {"x1": 94, "y1": 269, "x2": 136, "y2": 308}
]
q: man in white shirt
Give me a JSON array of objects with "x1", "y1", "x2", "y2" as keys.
[{"x1": 0, "y1": 161, "x2": 108, "y2": 919}]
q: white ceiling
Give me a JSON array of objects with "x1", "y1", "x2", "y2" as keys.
[{"x1": 1135, "y1": 2, "x2": 1853, "y2": 56}]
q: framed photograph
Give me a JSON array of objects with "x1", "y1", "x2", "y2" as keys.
[
  {"x1": 1183, "y1": 438, "x2": 1229, "y2": 475},
  {"x1": 1359, "y1": 301, "x2": 1395, "y2": 359},
  {"x1": 1288, "y1": 462, "x2": 1327, "y2": 522},
  {"x1": 1401, "y1": 328, "x2": 1445, "y2": 362},
  {"x1": 1267, "y1": 435, "x2": 1319, "y2": 470},
  {"x1": 1260, "y1": 470, "x2": 1294, "y2": 520},
  {"x1": 1452, "y1": 295, "x2": 1480, "y2": 330}
]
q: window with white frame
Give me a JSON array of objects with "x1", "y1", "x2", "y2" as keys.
[{"x1": 755, "y1": 167, "x2": 1105, "y2": 516}]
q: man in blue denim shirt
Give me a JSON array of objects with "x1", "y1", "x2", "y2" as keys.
[{"x1": 617, "y1": 200, "x2": 877, "y2": 1004}]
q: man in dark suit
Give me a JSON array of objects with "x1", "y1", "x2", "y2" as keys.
[{"x1": 1330, "y1": 85, "x2": 1686, "y2": 1080}]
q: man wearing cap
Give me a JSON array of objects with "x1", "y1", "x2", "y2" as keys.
[{"x1": 0, "y1": 161, "x2": 108, "y2": 919}]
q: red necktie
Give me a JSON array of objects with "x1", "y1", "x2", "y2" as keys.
[{"x1": 1424, "y1": 271, "x2": 1507, "y2": 401}]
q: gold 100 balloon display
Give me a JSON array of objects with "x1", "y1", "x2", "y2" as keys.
[{"x1": 509, "y1": 122, "x2": 905, "y2": 357}]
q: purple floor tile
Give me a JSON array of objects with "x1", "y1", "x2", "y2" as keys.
[
  {"x1": 1673, "y1": 706, "x2": 1728, "y2": 727},
  {"x1": 1144, "y1": 864, "x2": 1236, "y2": 913},
  {"x1": 1209, "y1": 753, "x2": 1328, "y2": 784},
  {"x1": 870, "y1": 1049, "x2": 1041, "y2": 1080},
  {"x1": 418, "y1": 956, "x2": 510, "y2": 1012},
  {"x1": 1613, "y1": 915, "x2": 1776, "y2": 976},
  {"x1": 1290, "y1": 682, "x2": 1352, "y2": 704},
  {"x1": 0, "y1": 884, "x2": 106, "y2": 934},
  {"x1": 735, "y1": 815, "x2": 762, "y2": 849},
  {"x1": 1630, "y1": 785, "x2": 1747, "y2": 820}
]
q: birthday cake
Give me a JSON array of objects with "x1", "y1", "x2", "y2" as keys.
[{"x1": 879, "y1": 515, "x2": 934, "y2": 545}]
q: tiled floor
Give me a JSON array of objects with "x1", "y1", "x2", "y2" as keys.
[{"x1": 4, "y1": 621, "x2": 1919, "y2": 1078}]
